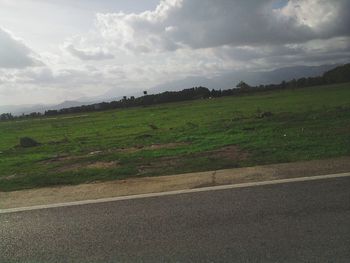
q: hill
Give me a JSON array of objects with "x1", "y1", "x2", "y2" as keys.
[{"x1": 150, "y1": 64, "x2": 338, "y2": 93}]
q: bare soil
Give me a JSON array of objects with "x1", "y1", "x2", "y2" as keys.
[
  {"x1": 58, "y1": 161, "x2": 119, "y2": 172},
  {"x1": 196, "y1": 145, "x2": 249, "y2": 161},
  {"x1": 2, "y1": 156, "x2": 350, "y2": 209},
  {"x1": 138, "y1": 145, "x2": 249, "y2": 174},
  {"x1": 116, "y1": 142, "x2": 190, "y2": 154}
]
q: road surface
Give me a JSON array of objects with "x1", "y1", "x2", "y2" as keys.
[{"x1": 1, "y1": 176, "x2": 350, "y2": 262}]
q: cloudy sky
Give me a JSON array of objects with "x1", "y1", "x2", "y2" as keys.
[{"x1": 0, "y1": 0, "x2": 349, "y2": 106}]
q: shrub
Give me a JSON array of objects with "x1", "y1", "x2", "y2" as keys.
[{"x1": 20, "y1": 137, "x2": 41, "y2": 148}]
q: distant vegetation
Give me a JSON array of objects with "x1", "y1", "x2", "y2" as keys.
[{"x1": 1, "y1": 63, "x2": 349, "y2": 121}]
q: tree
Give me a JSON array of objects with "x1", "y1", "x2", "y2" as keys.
[
  {"x1": 236, "y1": 81, "x2": 251, "y2": 89},
  {"x1": 0, "y1": 113, "x2": 13, "y2": 121},
  {"x1": 143, "y1": 91, "x2": 148, "y2": 95}
]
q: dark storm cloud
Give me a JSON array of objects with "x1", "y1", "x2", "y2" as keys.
[{"x1": 96, "y1": 0, "x2": 350, "y2": 52}]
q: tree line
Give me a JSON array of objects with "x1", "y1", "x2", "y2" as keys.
[{"x1": 1, "y1": 63, "x2": 349, "y2": 121}]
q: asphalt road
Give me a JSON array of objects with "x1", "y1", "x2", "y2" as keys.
[{"x1": 1, "y1": 177, "x2": 350, "y2": 263}]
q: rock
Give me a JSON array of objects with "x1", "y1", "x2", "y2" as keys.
[{"x1": 19, "y1": 137, "x2": 41, "y2": 148}]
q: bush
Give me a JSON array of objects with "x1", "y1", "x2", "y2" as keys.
[{"x1": 20, "y1": 137, "x2": 41, "y2": 148}]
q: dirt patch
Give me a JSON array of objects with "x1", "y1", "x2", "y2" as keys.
[
  {"x1": 42, "y1": 142, "x2": 189, "y2": 164},
  {"x1": 335, "y1": 124, "x2": 350, "y2": 134},
  {"x1": 42, "y1": 143, "x2": 242, "y2": 174},
  {"x1": 117, "y1": 142, "x2": 190, "y2": 154},
  {"x1": 42, "y1": 155, "x2": 84, "y2": 164},
  {"x1": 147, "y1": 142, "x2": 189, "y2": 150},
  {"x1": 199, "y1": 145, "x2": 249, "y2": 161},
  {"x1": 137, "y1": 145, "x2": 249, "y2": 175},
  {"x1": 138, "y1": 156, "x2": 181, "y2": 174},
  {"x1": 2, "y1": 174, "x2": 17, "y2": 180},
  {"x1": 41, "y1": 153, "x2": 119, "y2": 172},
  {"x1": 86, "y1": 161, "x2": 119, "y2": 169},
  {"x1": 58, "y1": 161, "x2": 119, "y2": 172}
]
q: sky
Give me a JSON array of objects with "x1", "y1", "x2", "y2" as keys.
[{"x1": 0, "y1": 0, "x2": 349, "y2": 106}]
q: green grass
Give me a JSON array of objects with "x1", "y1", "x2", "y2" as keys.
[{"x1": 0, "y1": 83, "x2": 350, "y2": 191}]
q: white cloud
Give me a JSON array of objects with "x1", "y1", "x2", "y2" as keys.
[
  {"x1": 91, "y1": 0, "x2": 350, "y2": 52},
  {"x1": 279, "y1": 0, "x2": 350, "y2": 36},
  {"x1": 0, "y1": 28, "x2": 43, "y2": 69},
  {"x1": 1, "y1": 0, "x2": 349, "y2": 106},
  {"x1": 64, "y1": 42, "x2": 114, "y2": 61}
]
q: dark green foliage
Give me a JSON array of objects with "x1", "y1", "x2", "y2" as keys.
[
  {"x1": 0, "y1": 113, "x2": 13, "y2": 121},
  {"x1": 236, "y1": 81, "x2": 251, "y2": 89},
  {"x1": 19, "y1": 137, "x2": 41, "y2": 148},
  {"x1": 323, "y1": 64, "x2": 350, "y2": 84}
]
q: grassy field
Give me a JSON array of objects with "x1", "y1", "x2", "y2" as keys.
[{"x1": 0, "y1": 83, "x2": 350, "y2": 191}]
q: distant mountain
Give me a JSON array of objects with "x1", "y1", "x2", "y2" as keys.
[
  {"x1": 96, "y1": 87, "x2": 144, "y2": 102},
  {"x1": 0, "y1": 104, "x2": 48, "y2": 116},
  {"x1": 149, "y1": 64, "x2": 339, "y2": 94},
  {"x1": 49, "y1": 101, "x2": 87, "y2": 111},
  {"x1": 0, "y1": 101, "x2": 88, "y2": 116}
]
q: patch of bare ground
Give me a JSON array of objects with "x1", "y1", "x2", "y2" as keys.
[
  {"x1": 116, "y1": 142, "x2": 190, "y2": 153},
  {"x1": 41, "y1": 142, "x2": 188, "y2": 173},
  {"x1": 197, "y1": 145, "x2": 249, "y2": 161},
  {"x1": 138, "y1": 156, "x2": 181, "y2": 174},
  {"x1": 42, "y1": 154, "x2": 83, "y2": 164},
  {"x1": 40, "y1": 153, "x2": 119, "y2": 172},
  {"x1": 138, "y1": 145, "x2": 249, "y2": 174},
  {"x1": 2, "y1": 174, "x2": 17, "y2": 180},
  {"x1": 42, "y1": 142, "x2": 189, "y2": 164},
  {"x1": 335, "y1": 124, "x2": 350, "y2": 134},
  {"x1": 58, "y1": 161, "x2": 119, "y2": 172}
]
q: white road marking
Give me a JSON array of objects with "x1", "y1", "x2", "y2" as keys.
[{"x1": 1, "y1": 172, "x2": 350, "y2": 214}]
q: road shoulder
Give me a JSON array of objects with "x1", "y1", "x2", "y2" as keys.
[{"x1": 1, "y1": 156, "x2": 350, "y2": 209}]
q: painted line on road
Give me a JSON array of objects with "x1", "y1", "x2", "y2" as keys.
[{"x1": 1, "y1": 172, "x2": 350, "y2": 214}]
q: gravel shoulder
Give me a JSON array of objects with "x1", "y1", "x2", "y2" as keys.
[{"x1": 1, "y1": 156, "x2": 350, "y2": 209}]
